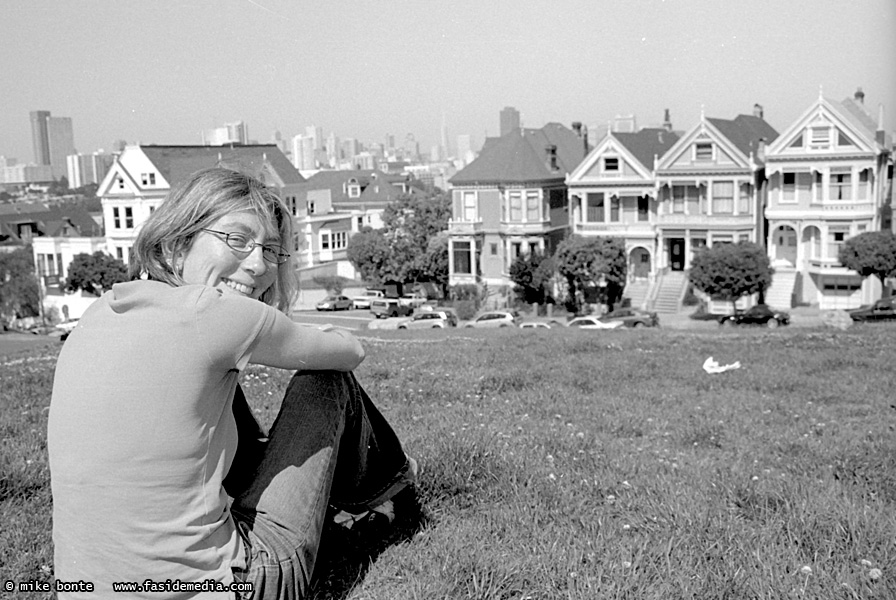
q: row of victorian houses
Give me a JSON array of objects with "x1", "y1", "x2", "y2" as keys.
[
  {"x1": 447, "y1": 89, "x2": 894, "y2": 311},
  {"x1": 18, "y1": 88, "x2": 895, "y2": 320}
]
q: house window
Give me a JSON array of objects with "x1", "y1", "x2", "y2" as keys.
[
  {"x1": 526, "y1": 191, "x2": 540, "y2": 221},
  {"x1": 712, "y1": 182, "x2": 734, "y2": 214},
  {"x1": 308, "y1": 201, "x2": 316, "y2": 214},
  {"x1": 116, "y1": 176, "x2": 125, "y2": 190},
  {"x1": 603, "y1": 157, "x2": 619, "y2": 173},
  {"x1": 637, "y1": 196, "x2": 649, "y2": 222},
  {"x1": 149, "y1": 206, "x2": 156, "y2": 215},
  {"x1": 115, "y1": 247, "x2": 124, "y2": 260},
  {"x1": 141, "y1": 173, "x2": 155, "y2": 186},
  {"x1": 112, "y1": 207, "x2": 133, "y2": 228},
  {"x1": 609, "y1": 196, "x2": 620, "y2": 222},
  {"x1": 810, "y1": 127, "x2": 830, "y2": 150},
  {"x1": 508, "y1": 192, "x2": 522, "y2": 221},
  {"x1": 789, "y1": 133, "x2": 803, "y2": 148},
  {"x1": 738, "y1": 184, "x2": 752, "y2": 214},
  {"x1": 831, "y1": 171, "x2": 851, "y2": 200},
  {"x1": 490, "y1": 243, "x2": 498, "y2": 256},
  {"x1": 695, "y1": 143, "x2": 713, "y2": 161},
  {"x1": 857, "y1": 169, "x2": 869, "y2": 199},
  {"x1": 356, "y1": 216, "x2": 364, "y2": 229},
  {"x1": 453, "y1": 241, "x2": 471, "y2": 274},
  {"x1": 511, "y1": 242, "x2": 521, "y2": 259},
  {"x1": 529, "y1": 242, "x2": 539, "y2": 255},
  {"x1": 828, "y1": 228, "x2": 848, "y2": 260},
  {"x1": 462, "y1": 191, "x2": 477, "y2": 221},
  {"x1": 814, "y1": 171, "x2": 823, "y2": 201},
  {"x1": 586, "y1": 193, "x2": 604, "y2": 222},
  {"x1": 125, "y1": 207, "x2": 133, "y2": 228},
  {"x1": 782, "y1": 173, "x2": 796, "y2": 202},
  {"x1": 672, "y1": 186, "x2": 686, "y2": 213},
  {"x1": 320, "y1": 232, "x2": 330, "y2": 250},
  {"x1": 331, "y1": 231, "x2": 348, "y2": 249}
]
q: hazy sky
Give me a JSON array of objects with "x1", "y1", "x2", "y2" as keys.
[{"x1": 2, "y1": 0, "x2": 894, "y2": 161}]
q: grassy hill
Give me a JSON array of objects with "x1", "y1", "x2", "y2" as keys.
[{"x1": 2, "y1": 325, "x2": 894, "y2": 599}]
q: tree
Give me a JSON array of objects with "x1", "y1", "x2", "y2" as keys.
[
  {"x1": 0, "y1": 246, "x2": 40, "y2": 326},
  {"x1": 509, "y1": 251, "x2": 551, "y2": 305},
  {"x1": 555, "y1": 236, "x2": 627, "y2": 313},
  {"x1": 838, "y1": 231, "x2": 896, "y2": 297},
  {"x1": 688, "y1": 241, "x2": 773, "y2": 312},
  {"x1": 349, "y1": 191, "x2": 451, "y2": 286},
  {"x1": 311, "y1": 275, "x2": 351, "y2": 294},
  {"x1": 346, "y1": 227, "x2": 395, "y2": 285},
  {"x1": 64, "y1": 252, "x2": 128, "y2": 296}
]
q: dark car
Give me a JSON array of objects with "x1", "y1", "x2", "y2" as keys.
[
  {"x1": 316, "y1": 295, "x2": 353, "y2": 311},
  {"x1": 599, "y1": 308, "x2": 660, "y2": 328},
  {"x1": 718, "y1": 304, "x2": 790, "y2": 328},
  {"x1": 847, "y1": 297, "x2": 896, "y2": 322}
]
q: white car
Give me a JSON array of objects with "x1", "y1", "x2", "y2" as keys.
[
  {"x1": 463, "y1": 311, "x2": 521, "y2": 328},
  {"x1": 520, "y1": 321, "x2": 551, "y2": 329},
  {"x1": 352, "y1": 289, "x2": 385, "y2": 309},
  {"x1": 566, "y1": 316, "x2": 624, "y2": 330}
]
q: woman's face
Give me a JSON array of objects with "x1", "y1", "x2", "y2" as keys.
[{"x1": 180, "y1": 211, "x2": 279, "y2": 301}]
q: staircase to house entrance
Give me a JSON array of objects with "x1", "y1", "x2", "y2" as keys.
[
  {"x1": 624, "y1": 279, "x2": 651, "y2": 310},
  {"x1": 765, "y1": 266, "x2": 797, "y2": 309},
  {"x1": 651, "y1": 270, "x2": 688, "y2": 313}
]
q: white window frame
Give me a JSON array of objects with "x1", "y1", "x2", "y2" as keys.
[
  {"x1": 462, "y1": 191, "x2": 477, "y2": 222},
  {"x1": 603, "y1": 156, "x2": 620, "y2": 174},
  {"x1": 694, "y1": 143, "x2": 714, "y2": 161},
  {"x1": 809, "y1": 126, "x2": 831, "y2": 150},
  {"x1": 711, "y1": 182, "x2": 734, "y2": 214}
]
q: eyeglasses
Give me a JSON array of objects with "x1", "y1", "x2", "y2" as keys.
[{"x1": 201, "y1": 229, "x2": 291, "y2": 265}]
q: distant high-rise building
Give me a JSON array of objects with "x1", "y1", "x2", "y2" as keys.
[
  {"x1": 404, "y1": 133, "x2": 419, "y2": 161},
  {"x1": 456, "y1": 134, "x2": 474, "y2": 166},
  {"x1": 500, "y1": 106, "x2": 520, "y2": 136},
  {"x1": 66, "y1": 151, "x2": 114, "y2": 189},
  {"x1": 31, "y1": 110, "x2": 51, "y2": 165},
  {"x1": 305, "y1": 126, "x2": 323, "y2": 150},
  {"x1": 291, "y1": 134, "x2": 316, "y2": 171},
  {"x1": 30, "y1": 110, "x2": 76, "y2": 180},
  {"x1": 202, "y1": 121, "x2": 248, "y2": 146}
]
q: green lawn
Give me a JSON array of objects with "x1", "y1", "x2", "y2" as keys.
[{"x1": 2, "y1": 325, "x2": 895, "y2": 599}]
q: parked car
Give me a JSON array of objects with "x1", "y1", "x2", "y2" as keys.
[
  {"x1": 370, "y1": 298, "x2": 414, "y2": 319},
  {"x1": 463, "y1": 310, "x2": 521, "y2": 328},
  {"x1": 397, "y1": 310, "x2": 456, "y2": 329},
  {"x1": 399, "y1": 293, "x2": 428, "y2": 310},
  {"x1": 718, "y1": 304, "x2": 790, "y2": 328},
  {"x1": 566, "y1": 316, "x2": 624, "y2": 330},
  {"x1": 352, "y1": 289, "x2": 385, "y2": 309},
  {"x1": 599, "y1": 308, "x2": 659, "y2": 328},
  {"x1": 520, "y1": 321, "x2": 551, "y2": 329},
  {"x1": 847, "y1": 297, "x2": 896, "y2": 322},
  {"x1": 316, "y1": 295, "x2": 353, "y2": 311}
]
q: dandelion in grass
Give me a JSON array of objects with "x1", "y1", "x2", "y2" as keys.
[
  {"x1": 861, "y1": 559, "x2": 873, "y2": 567},
  {"x1": 869, "y1": 568, "x2": 882, "y2": 581}
]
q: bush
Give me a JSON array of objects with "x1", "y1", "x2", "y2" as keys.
[
  {"x1": 312, "y1": 275, "x2": 351, "y2": 294},
  {"x1": 452, "y1": 300, "x2": 478, "y2": 321}
]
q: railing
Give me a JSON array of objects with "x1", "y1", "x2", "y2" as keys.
[
  {"x1": 658, "y1": 214, "x2": 754, "y2": 226},
  {"x1": 575, "y1": 222, "x2": 655, "y2": 235}
]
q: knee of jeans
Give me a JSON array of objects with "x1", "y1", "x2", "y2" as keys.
[{"x1": 286, "y1": 371, "x2": 353, "y2": 407}]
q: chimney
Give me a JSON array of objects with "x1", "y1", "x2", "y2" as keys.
[
  {"x1": 571, "y1": 122, "x2": 582, "y2": 136},
  {"x1": 753, "y1": 103, "x2": 764, "y2": 119},
  {"x1": 572, "y1": 121, "x2": 589, "y2": 155},
  {"x1": 877, "y1": 102, "x2": 886, "y2": 146},
  {"x1": 855, "y1": 87, "x2": 865, "y2": 104},
  {"x1": 663, "y1": 108, "x2": 672, "y2": 132}
]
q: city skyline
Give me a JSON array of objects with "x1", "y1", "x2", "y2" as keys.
[{"x1": 2, "y1": 0, "x2": 894, "y2": 163}]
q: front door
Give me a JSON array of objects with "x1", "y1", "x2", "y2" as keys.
[{"x1": 669, "y1": 238, "x2": 685, "y2": 271}]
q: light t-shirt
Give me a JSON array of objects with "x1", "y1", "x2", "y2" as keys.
[{"x1": 48, "y1": 280, "x2": 278, "y2": 598}]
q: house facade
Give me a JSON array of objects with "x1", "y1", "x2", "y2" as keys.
[
  {"x1": 764, "y1": 89, "x2": 893, "y2": 309},
  {"x1": 654, "y1": 108, "x2": 778, "y2": 273},
  {"x1": 447, "y1": 123, "x2": 588, "y2": 290},
  {"x1": 289, "y1": 169, "x2": 427, "y2": 279},
  {"x1": 566, "y1": 127, "x2": 680, "y2": 283}
]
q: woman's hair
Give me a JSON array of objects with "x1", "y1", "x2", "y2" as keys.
[{"x1": 130, "y1": 167, "x2": 298, "y2": 313}]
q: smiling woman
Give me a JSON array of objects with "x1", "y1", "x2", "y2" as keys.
[{"x1": 47, "y1": 167, "x2": 417, "y2": 599}]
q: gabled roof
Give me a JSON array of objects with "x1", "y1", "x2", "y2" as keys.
[
  {"x1": 293, "y1": 169, "x2": 417, "y2": 207},
  {"x1": 0, "y1": 201, "x2": 103, "y2": 240},
  {"x1": 705, "y1": 115, "x2": 779, "y2": 158},
  {"x1": 612, "y1": 128, "x2": 681, "y2": 171},
  {"x1": 139, "y1": 145, "x2": 304, "y2": 188},
  {"x1": 839, "y1": 97, "x2": 890, "y2": 148},
  {"x1": 450, "y1": 123, "x2": 587, "y2": 185}
]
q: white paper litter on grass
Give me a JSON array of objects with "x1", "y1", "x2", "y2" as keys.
[{"x1": 703, "y1": 356, "x2": 741, "y2": 374}]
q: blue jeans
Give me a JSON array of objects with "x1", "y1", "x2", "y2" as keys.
[{"x1": 226, "y1": 372, "x2": 411, "y2": 599}]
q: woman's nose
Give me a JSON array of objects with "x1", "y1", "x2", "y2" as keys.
[{"x1": 242, "y1": 245, "x2": 268, "y2": 274}]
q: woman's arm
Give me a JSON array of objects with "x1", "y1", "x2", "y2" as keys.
[{"x1": 249, "y1": 310, "x2": 365, "y2": 371}]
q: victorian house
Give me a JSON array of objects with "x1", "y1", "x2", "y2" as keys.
[
  {"x1": 566, "y1": 121, "x2": 680, "y2": 308},
  {"x1": 447, "y1": 123, "x2": 588, "y2": 290},
  {"x1": 764, "y1": 88, "x2": 893, "y2": 309},
  {"x1": 652, "y1": 107, "x2": 778, "y2": 311}
]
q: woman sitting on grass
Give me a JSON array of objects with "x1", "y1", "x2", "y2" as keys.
[{"x1": 48, "y1": 167, "x2": 416, "y2": 599}]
